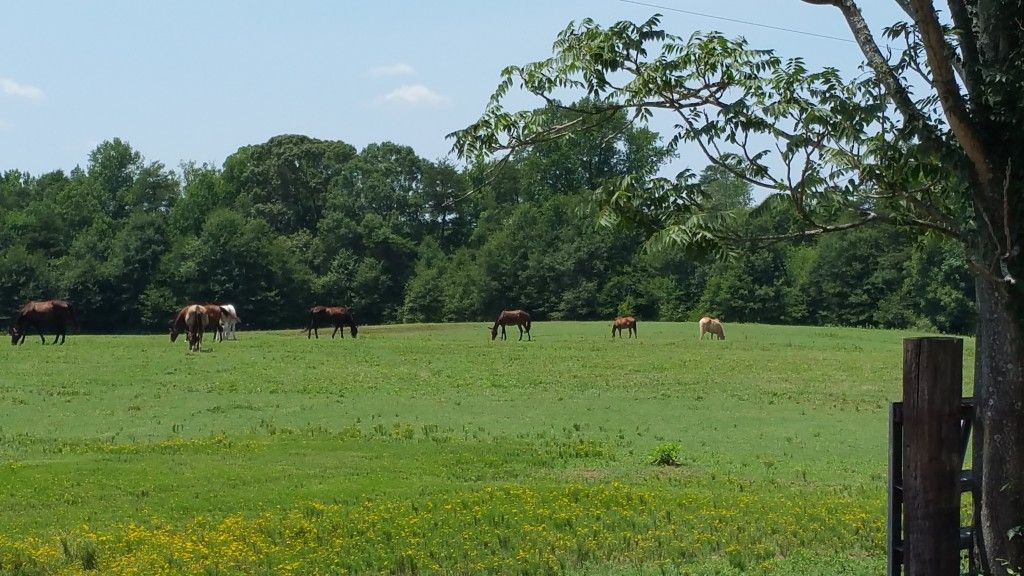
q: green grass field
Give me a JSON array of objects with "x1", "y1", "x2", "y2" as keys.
[{"x1": 0, "y1": 322, "x2": 972, "y2": 575}]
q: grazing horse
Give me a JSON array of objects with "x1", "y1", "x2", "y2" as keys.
[
  {"x1": 9, "y1": 299, "x2": 77, "y2": 345},
  {"x1": 219, "y1": 304, "x2": 240, "y2": 340},
  {"x1": 490, "y1": 309, "x2": 531, "y2": 341},
  {"x1": 612, "y1": 316, "x2": 637, "y2": 338},
  {"x1": 698, "y1": 316, "x2": 725, "y2": 340},
  {"x1": 170, "y1": 304, "x2": 227, "y2": 343},
  {"x1": 184, "y1": 304, "x2": 208, "y2": 352},
  {"x1": 306, "y1": 306, "x2": 358, "y2": 339}
]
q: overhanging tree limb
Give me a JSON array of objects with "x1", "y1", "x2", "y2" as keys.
[
  {"x1": 908, "y1": 0, "x2": 994, "y2": 185},
  {"x1": 801, "y1": 0, "x2": 947, "y2": 150}
]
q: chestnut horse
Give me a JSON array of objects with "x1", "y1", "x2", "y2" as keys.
[
  {"x1": 698, "y1": 316, "x2": 725, "y2": 340},
  {"x1": 170, "y1": 304, "x2": 227, "y2": 343},
  {"x1": 306, "y1": 306, "x2": 358, "y2": 339},
  {"x1": 9, "y1": 299, "x2": 77, "y2": 345},
  {"x1": 184, "y1": 304, "x2": 208, "y2": 352},
  {"x1": 612, "y1": 316, "x2": 637, "y2": 338},
  {"x1": 490, "y1": 309, "x2": 531, "y2": 341}
]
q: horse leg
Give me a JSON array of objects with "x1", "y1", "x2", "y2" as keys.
[
  {"x1": 518, "y1": 325, "x2": 524, "y2": 341},
  {"x1": 332, "y1": 324, "x2": 339, "y2": 339}
]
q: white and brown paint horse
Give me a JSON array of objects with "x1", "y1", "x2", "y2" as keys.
[{"x1": 219, "y1": 304, "x2": 240, "y2": 340}]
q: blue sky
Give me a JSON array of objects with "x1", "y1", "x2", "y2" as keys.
[{"x1": 1, "y1": 1, "x2": 906, "y2": 177}]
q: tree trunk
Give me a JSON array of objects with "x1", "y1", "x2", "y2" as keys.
[{"x1": 973, "y1": 273, "x2": 1024, "y2": 574}]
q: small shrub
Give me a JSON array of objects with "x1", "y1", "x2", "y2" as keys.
[{"x1": 649, "y1": 442, "x2": 682, "y2": 466}]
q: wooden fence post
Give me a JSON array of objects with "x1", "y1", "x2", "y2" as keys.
[{"x1": 902, "y1": 337, "x2": 963, "y2": 576}]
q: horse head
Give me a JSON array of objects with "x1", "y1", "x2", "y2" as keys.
[
  {"x1": 8, "y1": 324, "x2": 20, "y2": 345},
  {"x1": 169, "y1": 321, "x2": 180, "y2": 342},
  {"x1": 489, "y1": 324, "x2": 499, "y2": 340},
  {"x1": 350, "y1": 324, "x2": 358, "y2": 338}
]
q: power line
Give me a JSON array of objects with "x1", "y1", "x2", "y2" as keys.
[{"x1": 619, "y1": 0, "x2": 858, "y2": 44}]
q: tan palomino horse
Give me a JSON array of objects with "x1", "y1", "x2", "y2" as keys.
[{"x1": 698, "y1": 316, "x2": 725, "y2": 340}]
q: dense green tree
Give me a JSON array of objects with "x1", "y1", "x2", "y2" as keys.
[
  {"x1": 900, "y1": 236, "x2": 976, "y2": 334},
  {"x1": 417, "y1": 160, "x2": 475, "y2": 251},
  {"x1": 0, "y1": 245, "x2": 56, "y2": 320},
  {"x1": 169, "y1": 162, "x2": 232, "y2": 237},
  {"x1": 58, "y1": 219, "x2": 117, "y2": 330},
  {"x1": 802, "y1": 226, "x2": 912, "y2": 327},
  {"x1": 223, "y1": 135, "x2": 356, "y2": 235},
  {"x1": 86, "y1": 139, "x2": 178, "y2": 219},
  {"x1": 439, "y1": 248, "x2": 490, "y2": 322},
  {"x1": 101, "y1": 213, "x2": 171, "y2": 328},
  {"x1": 698, "y1": 247, "x2": 788, "y2": 324},
  {"x1": 399, "y1": 238, "x2": 447, "y2": 323}
]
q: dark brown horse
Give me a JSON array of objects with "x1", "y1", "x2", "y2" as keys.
[
  {"x1": 170, "y1": 304, "x2": 227, "y2": 343},
  {"x1": 306, "y1": 306, "x2": 358, "y2": 339},
  {"x1": 490, "y1": 309, "x2": 531, "y2": 341},
  {"x1": 612, "y1": 316, "x2": 637, "y2": 338},
  {"x1": 9, "y1": 299, "x2": 77, "y2": 345}
]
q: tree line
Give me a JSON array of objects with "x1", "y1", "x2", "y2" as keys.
[{"x1": 0, "y1": 107, "x2": 975, "y2": 334}]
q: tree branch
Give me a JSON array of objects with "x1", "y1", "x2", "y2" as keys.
[
  {"x1": 802, "y1": 0, "x2": 947, "y2": 151},
  {"x1": 732, "y1": 213, "x2": 881, "y2": 244},
  {"x1": 907, "y1": 0, "x2": 993, "y2": 185},
  {"x1": 945, "y1": 0, "x2": 984, "y2": 100}
]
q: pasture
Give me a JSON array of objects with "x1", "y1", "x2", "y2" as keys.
[{"x1": 0, "y1": 322, "x2": 971, "y2": 575}]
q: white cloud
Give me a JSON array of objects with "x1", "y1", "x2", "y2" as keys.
[
  {"x1": 371, "y1": 63, "x2": 416, "y2": 77},
  {"x1": 380, "y1": 84, "x2": 449, "y2": 107},
  {"x1": 0, "y1": 77, "x2": 44, "y2": 100}
]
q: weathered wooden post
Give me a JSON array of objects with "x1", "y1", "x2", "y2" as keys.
[{"x1": 901, "y1": 337, "x2": 963, "y2": 575}]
